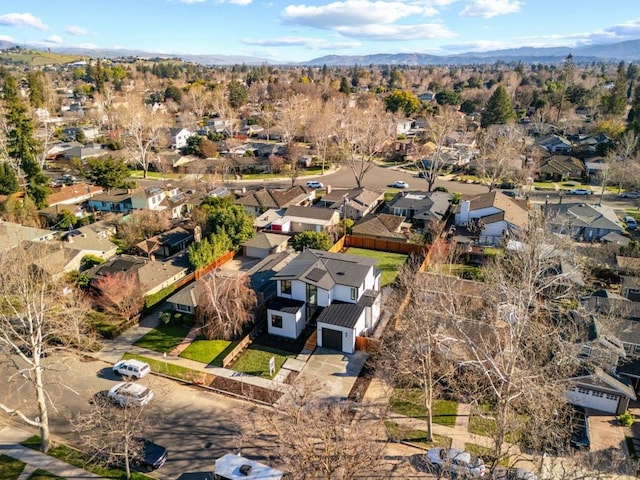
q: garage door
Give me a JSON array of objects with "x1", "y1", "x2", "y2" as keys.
[
  {"x1": 568, "y1": 387, "x2": 619, "y2": 413},
  {"x1": 322, "y1": 328, "x2": 343, "y2": 351}
]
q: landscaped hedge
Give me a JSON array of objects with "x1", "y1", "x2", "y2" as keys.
[{"x1": 144, "y1": 284, "x2": 177, "y2": 310}]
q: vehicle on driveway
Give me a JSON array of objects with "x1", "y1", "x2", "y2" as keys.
[
  {"x1": 568, "y1": 188, "x2": 592, "y2": 195},
  {"x1": 501, "y1": 190, "x2": 517, "y2": 198},
  {"x1": 392, "y1": 180, "x2": 409, "y2": 188},
  {"x1": 624, "y1": 216, "x2": 638, "y2": 230},
  {"x1": 415, "y1": 447, "x2": 486, "y2": 477},
  {"x1": 306, "y1": 180, "x2": 324, "y2": 189},
  {"x1": 132, "y1": 439, "x2": 168, "y2": 471},
  {"x1": 619, "y1": 191, "x2": 640, "y2": 199},
  {"x1": 569, "y1": 405, "x2": 590, "y2": 450},
  {"x1": 113, "y1": 359, "x2": 150, "y2": 379},
  {"x1": 107, "y1": 382, "x2": 154, "y2": 407}
]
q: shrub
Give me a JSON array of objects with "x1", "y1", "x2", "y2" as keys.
[
  {"x1": 619, "y1": 410, "x2": 634, "y2": 427},
  {"x1": 159, "y1": 311, "x2": 172, "y2": 325}
]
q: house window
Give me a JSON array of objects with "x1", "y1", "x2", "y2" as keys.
[
  {"x1": 591, "y1": 390, "x2": 603, "y2": 397},
  {"x1": 606, "y1": 394, "x2": 619, "y2": 401},
  {"x1": 271, "y1": 315, "x2": 283, "y2": 329},
  {"x1": 350, "y1": 287, "x2": 357, "y2": 301},
  {"x1": 281, "y1": 280, "x2": 291, "y2": 295},
  {"x1": 176, "y1": 304, "x2": 192, "y2": 313}
]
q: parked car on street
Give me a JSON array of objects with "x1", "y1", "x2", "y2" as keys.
[
  {"x1": 501, "y1": 190, "x2": 517, "y2": 198},
  {"x1": 107, "y1": 382, "x2": 154, "y2": 407},
  {"x1": 113, "y1": 359, "x2": 150, "y2": 379},
  {"x1": 392, "y1": 180, "x2": 409, "y2": 188},
  {"x1": 624, "y1": 216, "x2": 638, "y2": 230},
  {"x1": 568, "y1": 188, "x2": 592, "y2": 195},
  {"x1": 306, "y1": 180, "x2": 324, "y2": 189},
  {"x1": 132, "y1": 438, "x2": 168, "y2": 471},
  {"x1": 416, "y1": 448, "x2": 486, "y2": 477},
  {"x1": 619, "y1": 191, "x2": 640, "y2": 199}
]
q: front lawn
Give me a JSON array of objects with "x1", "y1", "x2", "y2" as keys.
[
  {"x1": 468, "y1": 404, "x2": 523, "y2": 444},
  {"x1": 344, "y1": 247, "x2": 409, "y2": 286},
  {"x1": 179, "y1": 336, "x2": 237, "y2": 366},
  {"x1": 133, "y1": 323, "x2": 190, "y2": 353},
  {"x1": 465, "y1": 443, "x2": 509, "y2": 467},
  {"x1": 0, "y1": 454, "x2": 25, "y2": 480},
  {"x1": 230, "y1": 345, "x2": 295, "y2": 379},
  {"x1": 27, "y1": 470, "x2": 64, "y2": 480},
  {"x1": 389, "y1": 388, "x2": 458, "y2": 427},
  {"x1": 122, "y1": 353, "x2": 212, "y2": 384},
  {"x1": 384, "y1": 421, "x2": 452, "y2": 449},
  {"x1": 21, "y1": 436, "x2": 154, "y2": 480}
]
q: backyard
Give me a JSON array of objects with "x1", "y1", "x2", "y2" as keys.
[{"x1": 344, "y1": 247, "x2": 409, "y2": 286}]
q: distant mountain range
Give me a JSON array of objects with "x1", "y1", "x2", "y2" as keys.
[{"x1": 2, "y1": 38, "x2": 640, "y2": 66}]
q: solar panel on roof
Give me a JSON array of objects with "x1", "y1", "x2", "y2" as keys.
[{"x1": 305, "y1": 268, "x2": 326, "y2": 282}]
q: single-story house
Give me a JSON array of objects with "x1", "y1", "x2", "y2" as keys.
[
  {"x1": 387, "y1": 191, "x2": 452, "y2": 225},
  {"x1": 235, "y1": 186, "x2": 314, "y2": 216},
  {"x1": 242, "y1": 232, "x2": 290, "y2": 259},
  {"x1": 566, "y1": 367, "x2": 637, "y2": 415},
  {"x1": 274, "y1": 205, "x2": 340, "y2": 234},
  {"x1": 317, "y1": 188, "x2": 384, "y2": 220},
  {"x1": 548, "y1": 203, "x2": 623, "y2": 241},
  {"x1": 351, "y1": 213, "x2": 410, "y2": 242},
  {"x1": 537, "y1": 155, "x2": 585, "y2": 182},
  {"x1": 135, "y1": 227, "x2": 194, "y2": 259}
]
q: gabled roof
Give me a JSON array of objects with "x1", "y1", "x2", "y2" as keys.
[
  {"x1": 539, "y1": 155, "x2": 585, "y2": 175},
  {"x1": 273, "y1": 249, "x2": 376, "y2": 289},
  {"x1": 236, "y1": 186, "x2": 311, "y2": 210},
  {"x1": 551, "y1": 203, "x2": 622, "y2": 231},
  {"x1": 242, "y1": 232, "x2": 290, "y2": 249},
  {"x1": 388, "y1": 191, "x2": 452, "y2": 221},
  {"x1": 321, "y1": 187, "x2": 383, "y2": 208},
  {"x1": 352, "y1": 213, "x2": 406, "y2": 238},
  {"x1": 464, "y1": 190, "x2": 528, "y2": 228},
  {"x1": 571, "y1": 367, "x2": 637, "y2": 400},
  {"x1": 47, "y1": 183, "x2": 104, "y2": 206},
  {"x1": 284, "y1": 205, "x2": 338, "y2": 222}
]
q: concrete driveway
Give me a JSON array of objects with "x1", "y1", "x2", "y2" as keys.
[{"x1": 295, "y1": 347, "x2": 368, "y2": 401}]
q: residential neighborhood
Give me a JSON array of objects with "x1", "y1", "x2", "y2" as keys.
[{"x1": 2, "y1": 32, "x2": 640, "y2": 480}]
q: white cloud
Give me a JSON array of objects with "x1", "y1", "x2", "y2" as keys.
[
  {"x1": 65, "y1": 25, "x2": 87, "y2": 36},
  {"x1": 0, "y1": 13, "x2": 48, "y2": 30},
  {"x1": 215, "y1": 0, "x2": 253, "y2": 4},
  {"x1": 243, "y1": 36, "x2": 360, "y2": 49},
  {"x1": 459, "y1": 0, "x2": 521, "y2": 18},
  {"x1": 179, "y1": 0, "x2": 206, "y2": 3},
  {"x1": 336, "y1": 22, "x2": 454, "y2": 40},
  {"x1": 282, "y1": 1, "x2": 436, "y2": 29},
  {"x1": 44, "y1": 35, "x2": 63, "y2": 44},
  {"x1": 442, "y1": 39, "x2": 507, "y2": 51},
  {"x1": 0, "y1": 35, "x2": 14, "y2": 42}
]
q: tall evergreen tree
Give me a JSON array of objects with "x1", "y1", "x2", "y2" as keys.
[
  {"x1": 0, "y1": 161, "x2": 18, "y2": 194},
  {"x1": 481, "y1": 84, "x2": 515, "y2": 128},
  {"x1": 2, "y1": 73, "x2": 49, "y2": 208},
  {"x1": 602, "y1": 61, "x2": 628, "y2": 115}
]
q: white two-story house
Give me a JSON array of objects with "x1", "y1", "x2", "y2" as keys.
[{"x1": 266, "y1": 249, "x2": 381, "y2": 353}]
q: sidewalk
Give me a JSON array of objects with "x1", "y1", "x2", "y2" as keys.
[
  {"x1": 0, "y1": 426, "x2": 105, "y2": 479},
  {"x1": 93, "y1": 311, "x2": 293, "y2": 394}
]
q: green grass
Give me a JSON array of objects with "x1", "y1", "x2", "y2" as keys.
[
  {"x1": 230, "y1": 345, "x2": 295, "y2": 378},
  {"x1": 465, "y1": 443, "x2": 509, "y2": 468},
  {"x1": 122, "y1": 353, "x2": 208, "y2": 383},
  {"x1": 384, "y1": 189, "x2": 401, "y2": 202},
  {"x1": 128, "y1": 170, "x2": 183, "y2": 179},
  {"x1": 20, "y1": 436, "x2": 153, "y2": 480},
  {"x1": 389, "y1": 388, "x2": 459, "y2": 427},
  {"x1": 27, "y1": 469, "x2": 64, "y2": 480},
  {"x1": 133, "y1": 323, "x2": 190, "y2": 353},
  {"x1": 344, "y1": 247, "x2": 409, "y2": 286},
  {"x1": 86, "y1": 310, "x2": 125, "y2": 339},
  {"x1": 384, "y1": 421, "x2": 452, "y2": 449},
  {"x1": 533, "y1": 182, "x2": 556, "y2": 190},
  {"x1": 0, "y1": 49, "x2": 83, "y2": 66},
  {"x1": 468, "y1": 404, "x2": 523, "y2": 444},
  {"x1": 624, "y1": 209, "x2": 640, "y2": 221},
  {"x1": 0, "y1": 454, "x2": 26, "y2": 480},
  {"x1": 178, "y1": 336, "x2": 236, "y2": 365},
  {"x1": 436, "y1": 263, "x2": 483, "y2": 281},
  {"x1": 240, "y1": 166, "x2": 326, "y2": 180}
]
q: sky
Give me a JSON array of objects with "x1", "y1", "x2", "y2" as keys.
[{"x1": 0, "y1": 0, "x2": 639, "y2": 62}]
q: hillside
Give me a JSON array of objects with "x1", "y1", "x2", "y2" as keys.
[{"x1": 0, "y1": 47, "x2": 85, "y2": 66}]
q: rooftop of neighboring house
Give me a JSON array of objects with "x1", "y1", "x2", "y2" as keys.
[
  {"x1": 88, "y1": 188, "x2": 133, "y2": 203},
  {"x1": 135, "y1": 227, "x2": 194, "y2": 257},
  {"x1": 235, "y1": 186, "x2": 312, "y2": 210},
  {"x1": 617, "y1": 256, "x2": 640, "y2": 273},
  {"x1": 273, "y1": 249, "x2": 377, "y2": 290},
  {"x1": 284, "y1": 205, "x2": 338, "y2": 222},
  {"x1": 538, "y1": 155, "x2": 585, "y2": 174},
  {"x1": 254, "y1": 208, "x2": 285, "y2": 229},
  {"x1": 137, "y1": 252, "x2": 191, "y2": 293},
  {"x1": 571, "y1": 367, "x2": 637, "y2": 400},
  {"x1": 321, "y1": 187, "x2": 383, "y2": 208},
  {"x1": 457, "y1": 190, "x2": 528, "y2": 228},
  {"x1": 242, "y1": 232, "x2": 290, "y2": 250},
  {"x1": 549, "y1": 203, "x2": 622, "y2": 231},
  {"x1": 351, "y1": 213, "x2": 408, "y2": 239},
  {"x1": 59, "y1": 224, "x2": 118, "y2": 254},
  {"x1": 0, "y1": 221, "x2": 56, "y2": 251},
  {"x1": 47, "y1": 183, "x2": 104, "y2": 206},
  {"x1": 387, "y1": 190, "x2": 452, "y2": 222}
]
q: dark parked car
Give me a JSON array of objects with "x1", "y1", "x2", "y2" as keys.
[
  {"x1": 569, "y1": 405, "x2": 590, "y2": 450},
  {"x1": 501, "y1": 190, "x2": 517, "y2": 198},
  {"x1": 132, "y1": 439, "x2": 168, "y2": 471}
]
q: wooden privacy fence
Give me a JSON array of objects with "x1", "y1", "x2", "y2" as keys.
[
  {"x1": 195, "y1": 249, "x2": 236, "y2": 279},
  {"x1": 345, "y1": 235, "x2": 428, "y2": 256},
  {"x1": 355, "y1": 336, "x2": 381, "y2": 353},
  {"x1": 221, "y1": 312, "x2": 267, "y2": 368}
]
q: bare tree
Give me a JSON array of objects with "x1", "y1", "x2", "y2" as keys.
[
  {"x1": 260, "y1": 384, "x2": 388, "y2": 480},
  {"x1": 335, "y1": 98, "x2": 393, "y2": 188},
  {"x1": 0, "y1": 247, "x2": 93, "y2": 452},
  {"x1": 306, "y1": 97, "x2": 340, "y2": 174},
  {"x1": 72, "y1": 395, "x2": 156, "y2": 480},
  {"x1": 196, "y1": 273, "x2": 257, "y2": 340},
  {"x1": 184, "y1": 82, "x2": 211, "y2": 120},
  {"x1": 475, "y1": 125, "x2": 525, "y2": 191},
  {"x1": 93, "y1": 271, "x2": 143, "y2": 321},
  {"x1": 114, "y1": 92, "x2": 171, "y2": 178},
  {"x1": 416, "y1": 107, "x2": 464, "y2": 191},
  {"x1": 117, "y1": 210, "x2": 172, "y2": 250}
]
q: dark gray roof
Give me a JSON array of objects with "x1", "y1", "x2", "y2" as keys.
[
  {"x1": 242, "y1": 232, "x2": 290, "y2": 249},
  {"x1": 267, "y1": 296, "x2": 305, "y2": 314},
  {"x1": 285, "y1": 205, "x2": 337, "y2": 221},
  {"x1": 549, "y1": 203, "x2": 622, "y2": 231},
  {"x1": 272, "y1": 249, "x2": 376, "y2": 289},
  {"x1": 316, "y1": 302, "x2": 364, "y2": 328}
]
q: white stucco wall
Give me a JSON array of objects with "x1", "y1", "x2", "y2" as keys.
[
  {"x1": 267, "y1": 309, "x2": 302, "y2": 339},
  {"x1": 333, "y1": 283, "x2": 360, "y2": 303}
]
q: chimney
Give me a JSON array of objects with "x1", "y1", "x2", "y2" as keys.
[{"x1": 459, "y1": 200, "x2": 471, "y2": 224}]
